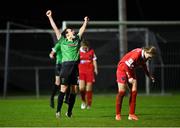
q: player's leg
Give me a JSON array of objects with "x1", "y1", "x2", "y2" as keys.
[
  {"x1": 128, "y1": 78, "x2": 138, "y2": 120},
  {"x1": 85, "y1": 71, "x2": 95, "y2": 109},
  {"x1": 66, "y1": 63, "x2": 79, "y2": 117},
  {"x1": 66, "y1": 85, "x2": 78, "y2": 117},
  {"x1": 51, "y1": 64, "x2": 61, "y2": 108},
  {"x1": 79, "y1": 79, "x2": 86, "y2": 109},
  {"x1": 116, "y1": 66, "x2": 127, "y2": 121},
  {"x1": 56, "y1": 84, "x2": 68, "y2": 118},
  {"x1": 56, "y1": 63, "x2": 69, "y2": 118},
  {"x1": 64, "y1": 85, "x2": 70, "y2": 104},
  {"x1": 50, "y1": 75, "x2": 60, "y2": 108},
  {"x1": 115, "y1": 83, "x2": 126, "y2": 121},
  {"x1": 86, "y1": 82, "x2": 93, "y2": 109}
]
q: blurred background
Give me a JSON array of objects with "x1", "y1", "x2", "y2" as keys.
[{"x1": 0, "y1": 0, "x2": 180, "y2": 97}]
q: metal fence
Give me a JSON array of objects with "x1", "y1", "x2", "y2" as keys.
[{"x1": 1, "y1": 21, "x2": 180, "y2": 98}]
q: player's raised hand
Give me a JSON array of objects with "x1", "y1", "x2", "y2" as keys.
[
  {"x1": 46, "y1": 10, "x2": 52, "y2": 17},
  {"x1": 84, "y1": 16, "x2": 89, "y2": 22}
]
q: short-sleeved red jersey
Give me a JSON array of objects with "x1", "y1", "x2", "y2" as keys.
[
  {"x1": 118, "y1": 48, "x2": 146, "y2": 69},
  {"x1": 78, "y1": 47, "x2": 97, "y2": 82},
  {"x1": 117, "y1": 48, "x2": 150, "y2": 83},
  {"x1": 78, "y1": 47, "x2": 97, "y2": 73}
]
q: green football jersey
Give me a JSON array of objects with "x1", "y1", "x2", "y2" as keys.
[
  {"x1": 57, "y1": 35, "x2": 81, "y2": 62},
  {"x1": 52, "y1": 42, "x2": 62, "y2": 64}
]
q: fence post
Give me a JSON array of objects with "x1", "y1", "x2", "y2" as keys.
[
  {"x1": 3, "y1": 22, "x2": 10, "y2": 98},
  {"x1": 145, "y1": 29, "x2": 150, "y2": 95},
  {"x1": 161, "y1": 64, "x2": 165, "y2": 95},
  {"x1": 35, "y1": 67, "x2": 40, "y2": 98}
]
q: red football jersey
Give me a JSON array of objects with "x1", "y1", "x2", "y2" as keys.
[
  {"x1": 78, "y1": 47, "x2": 97, "y2": 74},
  {"x1": 117, "y1": 48, "x2": 150, "y2": 77}
]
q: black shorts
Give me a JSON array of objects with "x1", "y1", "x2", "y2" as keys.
[
  {"x1": 60, "y1": 61, "x2": 79, "y2": 85},
  {"x1": 55, "y1": 64, "x2": 62, "y2": 76}
]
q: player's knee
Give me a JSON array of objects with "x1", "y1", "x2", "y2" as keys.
[
  {"x1": 79, "y1": 85, "x2": 85, "y2": 91},
  {"x1": 71, "y1": 85, "x2": 78, "y2": 94},
  {"x1": 60, "y1": 85, "x2": 67, "y2": 93},
  {"x1": 86, "y1": 84, "x2": 92, "y2": 91},
  {"x1": 55, "y1": 81, "x2": 60, "y2": 85},
  {"x1": 118, "y1": 90, "x2": 125, "y2": 96},
  {"x1": 118, "y1": 83, "x2": 126, "y2": 92},
  {"x1": 128, "y1": 78, "x2": 136, "y2": 84},
  {"x1": 74, "y1": 86, "x2": 79, "y2": 93}
]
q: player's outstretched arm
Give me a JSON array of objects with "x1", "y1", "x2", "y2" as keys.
[
  {"x1": 78, "y1": 16, "x2": 89, "y2": 38},
  {"x1": 46, "y1": 10, "x2": 61, "y2": 40}
]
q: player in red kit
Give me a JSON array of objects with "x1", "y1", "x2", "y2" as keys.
[
  {"x1": 115, "y1": 46, "x2": 156, "y2": 121},
  {"x1": 78, "y1": 41, "x2": 98, "y2": 109}
]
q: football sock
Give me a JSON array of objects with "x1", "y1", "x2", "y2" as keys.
[
  {"x1": 56, "y1": 91, "x2": 65, "y2": 112},
  {"x1": 86, "y1": 90, "x2": 92, "y2": 106},
  {"x1": 68, "y1": 93, "x2": 76, "y2": 114},
  {"x1": 80, "y1": 90, "x2": 86, "y2": 102},
  {"x1": 129, "y1": 91, "x2": 137, "y2": 114},
  {"x1": 64, "y1": 86, "x2": 70, "y2": 103},
  {"x1": 116, "y1": 91, "x2": 125, "y2": 115},
  {"x1": 50, "y1": 84, "x2": 59, "y2": 108},
  {"x1": 51, "y1": 84, "x2": 59, "y2": 100}
]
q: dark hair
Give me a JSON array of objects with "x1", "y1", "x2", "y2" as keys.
[
  {"x1": 61, "y1": 27, "x2": 74, "y2": 38},
  {"x1": 61, "y1": 28, "x2": 68, "y2": 38}
]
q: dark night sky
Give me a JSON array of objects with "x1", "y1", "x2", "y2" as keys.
[{"x1": 0, "y1": 0, "x2": 180, "y2": 29}]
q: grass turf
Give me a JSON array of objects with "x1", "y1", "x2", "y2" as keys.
[{"x1": 0, "y1": 94, "x2": 180, "y2": 127}]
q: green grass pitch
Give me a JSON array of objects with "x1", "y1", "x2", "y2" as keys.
[{"x1": 0, "y1": 94, "x2": 180, "y2": 127}]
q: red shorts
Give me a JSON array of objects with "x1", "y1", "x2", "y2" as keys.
[
  {"x1": 116, "y1": 63, "x2": 136, "y2": 84},
  {"x1": 79, "y1": 71, "x2": 95, "y2": 83}
]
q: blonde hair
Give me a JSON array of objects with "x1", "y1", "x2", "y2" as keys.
[
  {"x1": 81, "y1": 40, "x2": 90, "y2": 47},
  {"x1": 143, "y1": 46, "x2": 156, "y2": 56}
]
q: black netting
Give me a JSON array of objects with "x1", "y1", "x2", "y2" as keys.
[{"x1": 1, "y1": 25, "x2": 180, "y2": 96}]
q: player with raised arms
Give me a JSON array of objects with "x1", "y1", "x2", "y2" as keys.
[
  {"x1": 48, "y1": 10, "x2": 89, "y2": 118},
  {"x1": 46, "y1": 10, "x2": 70, "y2": 109}
]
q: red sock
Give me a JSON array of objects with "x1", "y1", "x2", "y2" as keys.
[
  {"x1": 86, "y1": 91, "x2": 92, "y2": 106},
  {"x1": 80, "y1": 90, "x2": 86, "y2": 102},
  {"x1": 129, "y1": 91, "x2": 137, "y2": 114},
  {"x1": 116, "y1": 91, "x2": 125, "y2": 115}
]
